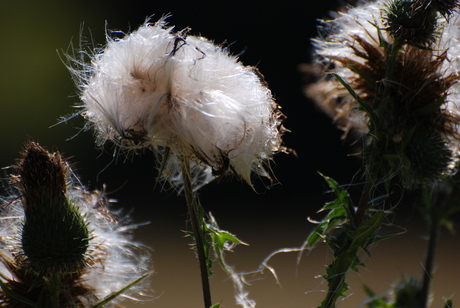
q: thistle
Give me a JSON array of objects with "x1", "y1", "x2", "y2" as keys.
[
  {"x1": 0, "y1": 142, "x2": 151, "y2": 307},
  {"x1": 306, "y1": 0, "x2": 460, "y2": 188},
  {"x1": 66, "y1": 16, "x2": 287, "y2": 308},
  {"x1": 17, "y1": 142, "x2": 90, "y2": 276},
  {"x1": 304, "y1": 1, "x2": 460, "y2": 307},
  {"x1": 67, "y1": 17, "x2": 286, "y2": 188}
]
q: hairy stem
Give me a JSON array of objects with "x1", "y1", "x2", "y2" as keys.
[{"x1": 181, "y1": 157, "x2": 212, "y2": 308}]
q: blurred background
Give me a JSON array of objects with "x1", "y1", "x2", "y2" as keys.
[{"x1": 0, "y1": 1, "x2": 458, "y2": 307}]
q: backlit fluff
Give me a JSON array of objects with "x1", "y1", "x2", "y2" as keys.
[
  {"x1": 68, "y1": 18, "x2": 286, "y2": 187},
  {"x1": 0, "y1": 143, "x2": 152, "y2": 307},
  {"x1": 307, "y1": 1, "x2": 460, "y2": 136},
  {"x1": 0, "y1": 192, "x2": 151, "y2": 307},
  {"x1": 306, "y1": 0, "x2": 460, "y2": 187}
]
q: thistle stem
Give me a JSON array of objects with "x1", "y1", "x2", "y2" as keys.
[
  {"x1": 49, "y1": 273, "x2": 61, "y2": 308},
  {"x1": 181, "y1": 157, "x2": 212, "y2": 308},
  {"x1": 354, "y1": 180, "x2": 372, "y2": 226},
  {"x1": 322, "y1": 252, "x2": 358, "y2": 308},
  {"x1": 420, "y1": 187, "x2": 441, "y2": 308}
]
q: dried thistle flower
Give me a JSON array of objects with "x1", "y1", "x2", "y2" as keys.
[
  {"x1": 0, "y1": 142, "x2": 152, "y2": 307},
  {"x1": 306, "y1": 0, "x2": 460, "y2": 187},
  {"x1": 67, "y1": 17, "x2": 286, "y2": 188}
]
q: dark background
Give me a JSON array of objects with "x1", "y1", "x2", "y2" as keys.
[
  {"x1": 1, "y1": 1, "x2": 458, "y2": 307},
  {"x1": 0, "y1": 0, "x2": 356, "y2": 215}
]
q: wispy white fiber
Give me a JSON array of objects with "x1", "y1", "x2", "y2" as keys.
[
  {"x1": 68, "y1": 17, "x2": 285, "y2": 188},
  {"x1": 0, "y1": 185, "x2": 152, "y2": 306},
  {"x1": 69, "y1": 188, "x2": 153, "y2": 304},
  {"x1": 311, "y1": 0, "x2": 460, "y2": 134}
]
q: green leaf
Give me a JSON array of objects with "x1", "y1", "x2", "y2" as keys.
[
  {"x1": 305, "y1": 173, "x2": 351, "y2": 249},
  {"x1": 210, "y1": 230, "x2": 245, "y2": 248},
  {"x1": 93, "y1": 273, "x2": 150, "y2": 308},
  {"x1": 206, "y1": 220, "x2": 248, "y2": 269},
  {"x1": 333, "y1": 74, "x2": 378, "y2": 125},
  {"x1": 349, "y1": 211, "x2": 384, "y2": 252},
  {"x1": 210, "y1": 303, "x2": 221, "y2": 308},
  {"x1": 318, "y1": 211, "x2": 385, "y2": 307},
  {"x1": 349, "y1": 62, "x2": 376, "y2": 91}
]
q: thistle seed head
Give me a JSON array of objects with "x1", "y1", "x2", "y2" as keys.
[{"x1": 67, "y1": 17, "x2": 287, "y2": 189}]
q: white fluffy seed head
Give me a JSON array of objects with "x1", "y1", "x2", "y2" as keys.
[{"x1": 70, "y1": 18, "x2": 286, "y2": 188}]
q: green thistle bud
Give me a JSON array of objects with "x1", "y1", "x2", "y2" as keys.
[
  {"x1": 401, "y1": 131, "x2": 454, "y2": 187},
  {"x1": 0, "y1": 142, "x2": 151, "y2": 307},
  {"x1": 17, "y1": 142, "x2": 90, "y2": 275},
  {"x1": 385, "y1": 0, "x2": 439, "y2": 47},
  {"x1": 392, "y1": 276, "x2": 423, "y2": 307}
]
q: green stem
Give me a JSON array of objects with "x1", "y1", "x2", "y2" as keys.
[
  {"x1": 181, "y1": 157, "x2": 212, "y2": 308},
  {"x1": 419, "y1": 187, "x2": 441, "y2": 308},
  {"x1": 49, "y1": 273, "x2": 61, "y2": 308},
  {"x1": 323, "y1": 177, "x2": 378, "y2": 308},
  {"x1": 384, "y1": 40, "x2": 401, "y2": 83},
  {"x1": 354, "y1": 180, "x2": 372, "y2": 226},
  {"x1": 322, "y1": 250, "x2": 359, "y2": 308}
]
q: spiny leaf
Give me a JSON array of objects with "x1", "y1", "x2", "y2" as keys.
[
  {"x1": 209, "y1": 229, "x2": 246, "y2": 249},
  {"x1": 319, "y1": 211, "x2": 385, "y2": 307},
  {"x1": 205, "y1": 215, "x2": 248, "y2": 268},
  {"x1": 305, "y1": 173, "x2": 351, "y2": 249}
]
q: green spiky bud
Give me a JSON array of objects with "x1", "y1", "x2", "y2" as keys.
[
  {"x1": 392, "y1": 276, "x2": 423, "y2": 307},
  {"x1": 17, "y1": 142, "x2": 90, "y2": 275},
  {"x1": 385, "y1": 0, "x2": 439, "y2": 47},
  {"x1": 401, "y1": 131, "x2": 453, "y2": 187}
]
